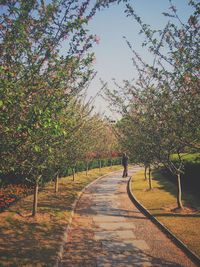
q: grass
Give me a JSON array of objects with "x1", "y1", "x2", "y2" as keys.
[
  {"x1": 131, "y1": 169, "x2": 200, "y2": 257},
  {"x1": 171, "y1": 153, "x2": 200, "y2": 163},
  {"x1": 0, "y1": 165, "x2": 122, "y2": 267}
]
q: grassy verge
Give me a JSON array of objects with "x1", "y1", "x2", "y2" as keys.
[
  {"x1": 0, "y1": 166, "x2": 122, "y2": 267},
  {"x1": 131, "y1": 169, "x2": 200, "y2": 257}
]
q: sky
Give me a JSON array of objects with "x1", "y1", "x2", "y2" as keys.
[{"x1": 85, "y1": 0, "x2": 194, "y2": 119}]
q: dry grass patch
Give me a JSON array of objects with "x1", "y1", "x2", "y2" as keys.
[
  {"x1": 131, "y1": 169, "x2": 200, "y2": 257},
  {"x1": 0, "y1": 166, "x2": 121, "y2": 267}
]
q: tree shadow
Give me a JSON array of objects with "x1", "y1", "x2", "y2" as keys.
[
  {"x1": 152, "y1": 169, "x2": 200, "y2": 218},
  {"x1": 0, "y1": 216, "x2": 63, "y2": 267},
  {"x1": 59, "y1": 225, "x2": 188, "y2": 267},
  {"x1": 0, "y1": 177, "x2": 101, "y2": 266}
]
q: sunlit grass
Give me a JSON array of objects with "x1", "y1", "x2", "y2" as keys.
[
  {"x1": 171, "y1": 153, "x2": 200, "y2": 163},
  {"x1": 131, "y1": 169, "x2": 200, "y2": 257},
  {"x1": 0, "y1": 165, "x2": 122, "y2": 267}
]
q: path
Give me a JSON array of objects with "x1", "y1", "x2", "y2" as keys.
[{"x1": 58, "y1": 167, "x2": 197, "y2": 267}]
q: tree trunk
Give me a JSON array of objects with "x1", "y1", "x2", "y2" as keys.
[
  {"x1": 32, "y1": 177, "x2": 40, "y2": 217},
  {"x1": 86, "y1": 161, "x2": 89, "y2": 176},
  {"x1": 55, "y1": 174, "x2": 59, "y2": 194},
  {"x1": 99, "y1": 159, "x2": 101, "y2": 172},
  {"x1": 72, "y1": 168, "x2": 75, "y2": 181},
  {"x1": 177, "y1": 173, "x2": 183, "y2": 209},
  {"x1": 144, "y1": 165, "x2": 148, "y2": 180},
  {"x1": 110, "y1": 157, "x2": 113, "y2": 167},
  {"x1": 148, "y1": 166, "x2": 152, "y2": 190}
]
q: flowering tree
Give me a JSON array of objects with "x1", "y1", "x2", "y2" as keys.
[
  {"x1": 106, "y1": 0, "x2": 200, "y2": 208},
  {"x1": 0, "y1": 0, "x2": 128, "y2": 216},
  {"x1": 0, "y1": 0, "x2": 103, "y2": 216}
]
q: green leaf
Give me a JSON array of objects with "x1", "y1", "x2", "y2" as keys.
[{"x1": 34, "y1": 145, "x2": 41, "y2": 152}]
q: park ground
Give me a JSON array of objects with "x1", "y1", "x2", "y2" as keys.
[
  {"x1": 0, "y1": 165, "x2": 199, "y2": 266},
  {"x1": 0, "y1": 166, "x2": 121, "y2": 267},
  {"x1": 131, "y1": 169, "x2": 200, "y2": 257}
]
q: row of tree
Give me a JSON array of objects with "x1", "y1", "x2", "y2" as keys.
[
  {"x1": 0, "y1": 0, "x2": 120, "y2": 216},
  {"x1": 107, "y1": 1, "x2": 200, "y2": 209}
]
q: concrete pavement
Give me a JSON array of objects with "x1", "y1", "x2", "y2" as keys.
[{"x1": 58, "y1": 167, "x2": 197, "y2": 267}]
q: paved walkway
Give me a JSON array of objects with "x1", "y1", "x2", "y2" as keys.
[{"x1": 59, "y1": 167, "x2": 197, "y2": 267}]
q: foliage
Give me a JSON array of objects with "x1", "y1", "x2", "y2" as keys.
[
  {"x1": 0, "y1": 0, "x2": 97, "y2": 179},
  {"x1": 0, "y1": 157, "x2": 120, "y2": 212},
  {"x1": 161, "y1": 153, "x2": 200, "y2": 196},
  {"x1": 92, "y1": 118, "x2": 119, "y2": 160},
  {"x1": 171, "y1": 153, "x2": 200, "y2": 164},
  {"x1": 106, "y1": 0, "x2": 200, "y2": 208},
  {"x1": 0, "y1": 0, "x2": 121, "y2": 215}
]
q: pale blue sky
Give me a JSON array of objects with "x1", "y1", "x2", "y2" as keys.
[{"x1": 85, "y1": 0, "x2": 194, "y2": 118}]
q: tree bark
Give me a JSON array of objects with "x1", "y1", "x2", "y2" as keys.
[
  {"x1": 55, "y1": 174, "x2": 59, "y2": 193},
  {"x1": 177, "y1": 173, "x2": 183, "y2": 209},
  {"x1": 148, "y1": 166, "x2": 152, "y2": 190},
  {"x1": 144, "y1": 165, "x2": 147, "y2": 180},
  {"x1": 32, "y1": 176, "x2": 40, "y2": 217},
  {"x1": 86, "y1": 161, "x2": 89, "y2": 176},
  {"x1": 72, "y1": 168, "x2": 75, "y2": 181},
  {"x1": 99, "y1": 159, "x2": 102, "y2": 172}
]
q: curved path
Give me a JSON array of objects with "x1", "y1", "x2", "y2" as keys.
[{"x1": 59, "y1": 167, "x2": 197, "y2": 267}]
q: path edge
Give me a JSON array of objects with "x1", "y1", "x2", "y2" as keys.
[
  {"x1": 127, "y1": 175, "x2": 200, "y2": 266},
  {"x1": 54, "y1": 169, "x2": 122, "y2": 267}
]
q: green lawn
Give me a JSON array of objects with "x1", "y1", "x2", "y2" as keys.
[
  {"x1": 131, "y1": 169, "x2": 200, "y2": 257},
  {"x1": 0, "y1": 166, "x2": 122, "y2": 267},
  {"x1": 171, "y1": 153, "x2": 200, "y2": 163}
]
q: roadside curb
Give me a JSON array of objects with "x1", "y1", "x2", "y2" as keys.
[
  {"x1": 127, "y1": 175, "x2": 200, "y2": 266},
  {"x1": 54, "y1": 169, "x2": 122, "y2": 267}
]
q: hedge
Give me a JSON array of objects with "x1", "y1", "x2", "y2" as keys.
[
  {"x1": 161, "y1": 153, "x2": 200, "y2": 196},
  {"x1": 0, "y1": 157, "x2": 121, "y2": 186},
  {"x1": 64, "y1": 157, "x2": 121, "y2": 175}
]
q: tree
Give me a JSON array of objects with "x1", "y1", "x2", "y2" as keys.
[
  {"x1": 0, "y1": 0, "x2": 100, "y2": 216},
  {"x1": 106, "y1": 0, "x2": 200, "y2": 208},
  {"x1": 0, "y1": 0, "x2": 129, "y2": 215}
]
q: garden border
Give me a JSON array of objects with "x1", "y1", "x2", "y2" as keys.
[
  {"x1": 54, "y1": 169, "x2": 122, "y2": 267},
  {"x1": 127, "y1": 175, "x2": 200, "y2": 266}
]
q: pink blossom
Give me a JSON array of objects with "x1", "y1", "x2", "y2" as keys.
[
  {"x1": 184, "y1": 75, "x2": 191, "y2": 83},
  {"x1": 94, "y1": 35, "x2": 100, "y2": 44},
  {"x1": 76, "y1": 54, "x2": 81, "y2": 60},
  {"x1": 63, "y1": 33, "x2": 69, "y2": 40},
  {"x1": 188, "y1": 16, "x2": 197, "y2": 27},
  {"x1": 178, "y1": 29, "x2": 185, "y2": 39},
  {"x1": 92, "y1": 56, "x2": 96, "y2": 64}
]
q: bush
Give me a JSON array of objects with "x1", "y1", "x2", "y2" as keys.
[
  {"x1": 161, "y1": 153, "x2": 200, "y2": 196},
  {"x1": 0, "y1": 157, "x2": 121, "y2": 187}
]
